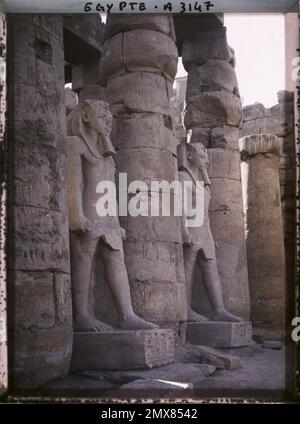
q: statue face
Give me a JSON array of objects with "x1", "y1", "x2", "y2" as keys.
[
  {"x1": 87, "y1": 102, "x2": 113, "y2": 136},
  {"x1": 188, "y1": 144, "x2": 209, "y2": 170}
]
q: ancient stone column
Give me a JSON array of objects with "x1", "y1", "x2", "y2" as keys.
[
  {"x1": 240, "y1": 134, "x2": 286, "y2": 341},
  {"x1": 7, "y1": 15, "x2": 72, "y2": 388},
  {"x1": 99, "y1": 16, "x2": 187, "y2": 339},
  {"x1": 181, "y1": 16, "x2": 250, "y2": 320}
]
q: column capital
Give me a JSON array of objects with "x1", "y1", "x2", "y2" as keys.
[{"x1": 239, "y1": 134, "x2": 282, "y2": 160}]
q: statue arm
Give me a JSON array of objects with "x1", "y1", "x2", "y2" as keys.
[
  {"x1": 67, "y1": 137, "x2": 89, "y2": 232},
  {"x1": 178, "y1": 171, "x2": 194, "y2": 246}
]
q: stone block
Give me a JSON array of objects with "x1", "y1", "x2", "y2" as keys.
[
  {"x1": 208, "y1": 148, "x2": 242, "y2": 180},
  {"x1": 107, "y1": 72, "x2": 173, "y2": 116},
  {"x1": 111, "y1": 114, "x2": 177, "y2": 154},
  {"x1": 210, "y1": 178, "x2": 244, "y2": 214},
  {"x1": 186, "y1": 61, "x2": 239, "y2": 99},
  {"x1": 184, "y1": 91, "x2": 242, "y2": 129},
  {"x1": 9, "y1": 271, "x2": 55, "y2": 330},
  {"x1": 100, "y1": 30, "x2": 178, "y2": 84},
  {"x1": 10, "y1": 327, "x2": 73, "y2": 389},
  {"x1": 9, "y1": 18, "x2": 64, "y2": 93},
  {"x1": 114, "y1": 146, "x2": 178, "y2": 186},
  {"x1": 187, "y1": 322, "x2": 252, "y2": 348},
  {"x1": 210, "y1": 126, "x2": 240, "y2": 150},
  {"x1": 182, "y1": 27, "x2": 232, "y2": 70},
  {"x1": 12, "y1": 144, "x2": 67, "y2": 212},
  {"x1": 119, "y1": 214, "x2": 183, "y2": 244},
  {"x1": 9, "y1": 82, "x2": 67, "y2": 152},
  {"x1": 71, "y1": 329, "x2": 175, "y2": 371},
  {"x1": 188, "y1": 127, "x2": 211, "y2": 146},
  {"x1": 104, "y1": 15, "x2": 176, "y2": 41},
  {"x1": 11, "y1": 206, "x2": 70, "y2": 273}
]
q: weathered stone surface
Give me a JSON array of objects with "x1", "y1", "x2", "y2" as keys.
[
  {"x1": 63, "y1": 15, "x2": 103, "y2": 56},
  {"x1": 111, "y1": 114, "x2": 176, "y2": 153},
  {"x1": 108, "y1": 72, "x2": 174, "y2": 116},
  {"x1": 210, "y1": 126, "x2": 240, "y2": 150},
  {"x1": 241, "y1": 103, "x2": 281, "y2": 138},
  {"x1": 208, "y1": 148, "x2": 241, "y2": 180},
  {"x1": 240, "y1": 135, "x2": 286, "y2": 340},
  {"x1": 11, "y1": 206, "x2": 70, "y2": 273},
  {"x1": 115, "y1": 147, "x2": 178, "y2": 186},
  {"x1": 188, "y1": 127, "x2": 210, "y2": 146},
  {"x1": 65, "y1": 88, "x2": 78, "y2": 115},
  {"x1": 12, "y1": 144, "x2": 67, "y2": 212},
  {"x1": 7, "y1": 15, "x2": 72, "y2": 388},
  {"x1": 9, "y1": 83, "x2": 67, "y2": 152},
  {"x1": 71, "y1": 330, "x2": 175, "y2": 371},
  {"x1": 209, "y1": 178, "x2": 244, "y2": 214},
  {"x1": 120, "y1": 215, "x2": 182, "y2": 244},
  {"x1": 187, "y1": 322, "x2": 252, "y2": 348},
  {"x1": 104, "y1": 15, "x2": 176, "y2": 41},
  {"x1": 9, "y1": 327, "x2": 73, "y2": 389},
  {"x1": 72, "y1": 59, "x2": 100, "y2": 92},
  {"x1": 198, "y1": 348, "x2": 241, "y2": 370},
  {"x1": 182, "y1": 27, "x2": 233, "y2": 70},
  {"x1": 186, "y1": 61, "x2": 239, "y2": 98},
  {"x1": 176, "y1": 343, "x2": 241, "y2": 370},
  {"x1": 184, "y1": 91, "x2": 243, "y2": 129},
  {"x1": 100, "y1": 30, "x2": 178, "y2": 84},
  {"x1": 54, "y1": 274, "x2": 73, "y2": 327},
  {"x1": 123, "y1": 241, "x2": 185, "y2": 288},
  {"x1": 263, "y1": 341, "x2": 283, "y2": 350},
  {"x1": 9, "y1": 272, "x2": 55, "y2": 330}
]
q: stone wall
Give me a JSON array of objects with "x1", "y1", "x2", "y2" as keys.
[{"x1": 7, "y1": 15, "x2": 72, "y2": 388}]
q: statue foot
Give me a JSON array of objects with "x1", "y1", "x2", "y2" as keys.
[
  {"x1": 188, "y1": 309, "x2": 209, "y2": 322},
  {"x1": 75, "y1": 316, "x2": 114, "y2": 332},
  {"x1": 119, "y1": 313, "x2": 159, "y2": 330},
  {"x1": 212, "y1": 309, "x2": 242, "y2": 323}
]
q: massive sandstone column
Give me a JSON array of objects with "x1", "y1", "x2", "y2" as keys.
[
  {"x1": 180, "y1": 16, "x2": 250, "y2": 320},
  {"x1": 7, "y1": 15, "x2": 72, "y2": 388},
  {"x1": 240, "y1": 134, "x2": 286, "y2": 341},
  {"x1": 99, "y1": 16, "x2": 187, "y2": 338}
]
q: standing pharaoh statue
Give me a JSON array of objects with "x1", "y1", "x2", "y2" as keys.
[
  {"x1": 178, "y1": 136, "x2": 241, "y2": 323},
  {"x1": 67, "y1": 99, "x2": 157, "y2": 332}
]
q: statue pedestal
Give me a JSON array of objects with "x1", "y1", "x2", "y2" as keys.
[
  {"x1": 71, "y1": 329, "x2": 175, "y2": 371},
  {"x1": 187, "y1": 322, "x2": 252, "y2": 348}
]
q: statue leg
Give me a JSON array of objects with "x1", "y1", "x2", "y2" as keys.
[
  {"x1": 198, "y1": 252, "x2": 242, "y2": 322},
  {"x1": 70, "y1": 234, "x2": 113, "y2": 332},
  {"x1": 99, "y1": 242, "x2": 158, "y2": 330},
  {"x1": 184, "y1": 247, "x2": 209, "y2": 322}
]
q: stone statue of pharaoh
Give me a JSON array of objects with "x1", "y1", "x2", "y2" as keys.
[
  {"x1": 178, "y1": 137, "x2": 241, "y2": 323},
  {"x1": 67, "y1": 99, "x2": 157, "y2": 332}
]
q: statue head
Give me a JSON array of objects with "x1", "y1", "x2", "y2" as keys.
[
  {"x1": 67, "y1": 99, "x2": 115, "y2": 156},
  {"x1": 178, "y1": 141, "x2": 209, "y2": 171},
  {"x1": 67, "y1": 99, "x2": 112, "y2": 137}
]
